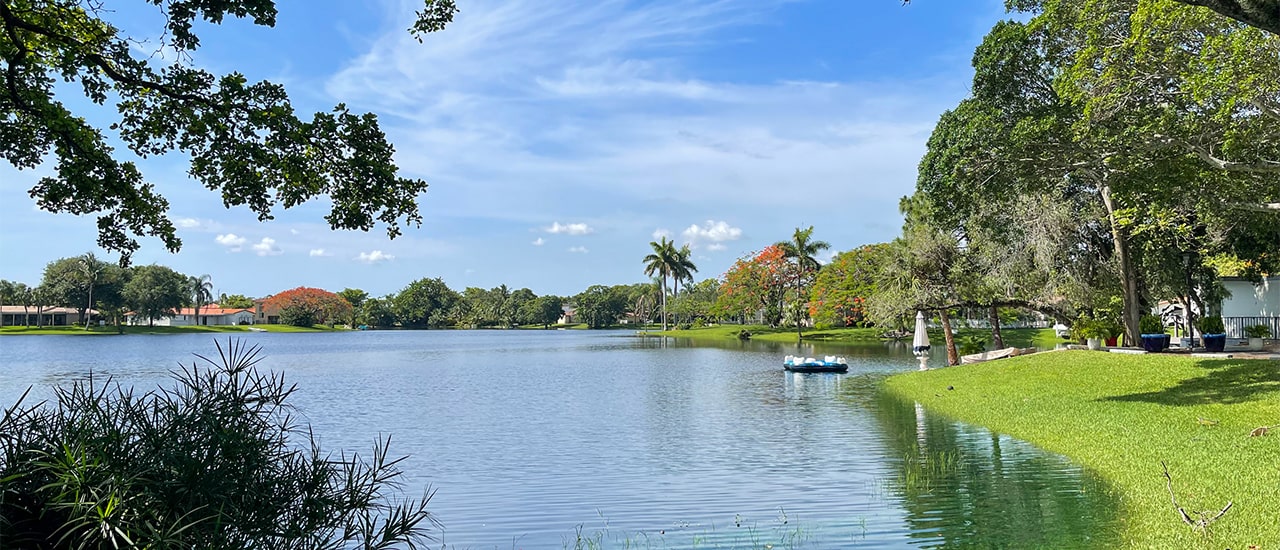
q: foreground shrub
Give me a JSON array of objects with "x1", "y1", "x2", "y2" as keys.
[{"x1": 0, "y1": 340, "x2": 436, "y2": 549}]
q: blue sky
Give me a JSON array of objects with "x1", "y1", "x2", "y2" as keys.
[{"x1": 0, "y1": 0, "x2": 1008, "y2": 299}]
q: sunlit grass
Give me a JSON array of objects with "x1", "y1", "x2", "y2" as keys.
[{"x1": 883, "y1": 350, "x2": 1280, "y2": 549}]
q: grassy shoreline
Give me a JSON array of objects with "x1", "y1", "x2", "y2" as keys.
[
  {"x1": 650, "y1": 324, "x2": 1064, "y2": 348},
  {"x1": 883, "y1": 350, "x2": 1280, "y2": 548}
]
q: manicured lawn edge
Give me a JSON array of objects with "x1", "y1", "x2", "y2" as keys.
[
  {"x1": 651, "y1": 324, "x2": 1062, "y2": 348},
  {"x1": 882, "y1": 350, "x2": 1280, "y2": 549}
]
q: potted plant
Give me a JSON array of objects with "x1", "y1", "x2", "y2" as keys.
[
  {"x1": 1101, "y1": 318, "x2": 1123, "y2": 347},
  {"x1": 1139, "y1": 315, "x2": 1168, "y2": 352},
  {"x1": 1074, "y1": 318, "x2": 1107, "y2": 351},
  {"x1": 1197, "y1": 316, "x2": 1226, "y2": 352},
  {"x1": 1244, "y1": 324, "x2": 1271, "y2": 351}
]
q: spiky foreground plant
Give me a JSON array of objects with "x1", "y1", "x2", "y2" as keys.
[{"x1": 0, "y1": 339, "x2": 437, "y2": 549}]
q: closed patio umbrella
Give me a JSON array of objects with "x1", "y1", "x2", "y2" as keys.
[{"x1": 912, "y1": 311, "x2": 931, "y2": 356}]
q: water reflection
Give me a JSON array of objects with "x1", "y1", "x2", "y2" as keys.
[
  {"x1": 0, "y1": 331, "x2": 1118, "y2": 548},
  {"x1": 867, "y1": 390, "x2": 1123, "y2": 548}
]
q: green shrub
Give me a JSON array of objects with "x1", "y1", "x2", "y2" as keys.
[
  {"x1": 1244, "y1": 324, "x2": 1272, "y2": 338},
  {"x1": 1071, "y1": 318, "x2": 1110, "y2": 340},
  {"x1": 0, "y1": 339, "x2": 437, "y2": 549},
  {"x1": 279, "y1": 304, "x2": 316, "y2": 327},
  {"x1": 1139, "y1": 315, "x2": 1163, "y2": 335},
  {"x1": 958, "y1": 335, "x2": 987, "y2": 355},
  {"x1": 1196, "y1": 315, "x2": 1225, "y2": 335}
]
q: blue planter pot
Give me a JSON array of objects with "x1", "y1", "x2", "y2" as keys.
[
  {"x1": 1202, "y1": 333, "x2": 1227, "y2": 353},
  {"x1": 1141, "y1": 334, "x2": 1166, "y2": 353}
]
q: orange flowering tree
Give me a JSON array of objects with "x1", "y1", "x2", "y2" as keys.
[
  {"x1": 711, "y1": 245, "x2": 791, "y2": 326},
  {"x1": 810, "y1": 243, "x2": 891, "y2": 327},
  {"x1": 263, "y1": 287, "x2": 353, "y2": 327}
]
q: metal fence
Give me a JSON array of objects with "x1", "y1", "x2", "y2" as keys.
[{"x1": 1223, "y1": 316, "x2": 1280, "y2": 338}]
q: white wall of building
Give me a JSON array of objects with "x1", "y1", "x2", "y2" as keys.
[{"x1": 1220, "y1": 276, "x2": 1279, "y2": 317}]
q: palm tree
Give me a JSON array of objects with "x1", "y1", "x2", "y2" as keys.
[
  {"x1": 776, "y1": 226, "x2": 830, "y2": 343},
  {"x1": 189, "y1": 274, "x2": 214, "y2": 327},
  {"x1": 670, "y1": 244, "x2": 698, "y2": 325},
  {"x1": 79, "y1": 253, "x2": 104, "y2": 330},
  {"x1": 16, "y1": 282, "x2": 30, "y2": 327},
  {"x1": 0, "y1": 279, "x2": 13, "y2": 328},
  {"x1": 33, "y1": 285, "x2": 51, "y2": 328},
  {"x1": 642, "y1": 237, "x2": 678, "y2": 331}
]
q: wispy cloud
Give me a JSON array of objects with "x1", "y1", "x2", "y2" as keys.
[
  {"x1": 546, "y1": 222, "x2": 593, "y2": 236},
  {"x1": 357, "y1": 250, "x2": 395, "y2": 264},
  {"x1": 568, "y1": 246, "x2": 589, "y2": 254},
  {"x1": 175, "y1": 217, "x2": 202, "y2": 229},
  {"x1": 532, "y1": 237, "x2": 545, "y2": 246},
  {"x1": 252, "y1": 237, "x2": 283, "y2": 257},
  {"x1": 652, "y1": 228, "x2": 671, "y2": 240},
  {"x1": 309, "y1": 248, "x2": 331, "y2": 257},
  {"x1": 215, "y1": 234, "x2": 246, "y2": 252}
]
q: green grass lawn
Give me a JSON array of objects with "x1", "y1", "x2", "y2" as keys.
[
  {"x1": 0, "y1": 324, "x2": 346, "y2": 335},
  {"x1": 652, "y1": 324, "x2": 1063, "y2": 348},
  {"x1": 884, "y1": 350, "x2": 1280, "y2": 549}
]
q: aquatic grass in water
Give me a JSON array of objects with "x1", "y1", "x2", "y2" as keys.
[
  {"x1": 885, "y1": 350, "x2": 1280, "y2": 548},
  {"x1": 553, "y1": 509, "x2": 814, "y2": 550}
]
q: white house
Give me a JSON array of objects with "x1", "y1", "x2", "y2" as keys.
[
  {"x1": 128, "y1": 305, "x2": 255, "y2": 327},
  {"x1": 1219, "y1": 276, "x2": 1279, "y2": 338}
]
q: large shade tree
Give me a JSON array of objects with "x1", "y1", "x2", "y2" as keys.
[
  {"x1": 0, "y1": 0, "x2": 457, "y2": 259},
  {"x1": 124, "y1": 264, "x2": 189, "y2": 327},
  {"x1": 911, "y1": 1, "x2": 1280, "y2": 344},
  {"x1": 905, "y1": 0, "x2": 1280, "y2": 36}
]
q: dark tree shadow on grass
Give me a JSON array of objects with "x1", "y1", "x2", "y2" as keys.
[{"x1": 1103, "y1": 359, "x2": 1280, "y2": 406}]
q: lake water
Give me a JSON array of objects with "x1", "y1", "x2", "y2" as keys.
[{"x1": 0, "y1": 331, "x2": 1121, "y2": 548}]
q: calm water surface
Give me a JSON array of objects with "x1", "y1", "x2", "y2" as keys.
[{"x1": 0, "y1": 331, "x2": 1121, "y2": 548}]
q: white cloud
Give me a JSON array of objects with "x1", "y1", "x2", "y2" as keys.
[
  {"x1": 252, "y1": 237, "x2": 283, "y2": 257},
  {"x1": 546, "y1": 222, "x2": 593, "y2": 235},
  {"x1": 652, "y1": 228, "x2": 671, "y2": 240},
  {"x1": 175, "y1": 217, "x2": 202, "y2": 229},
  {"x1": 568, "y1": 246, "x2": 589, "y2": 254},
  {"x1": 681, "y1": 220, "x2": 742, "y2": 250},
  {"x1": 309, "y1": 249, "x2": 331, "y2": 257},
  {"x1": 357, "y1": 250, "x2": 395, "y2": 264},
  {"x1": 532, "y1": 237, "x2": 545, "y2": 246},
  {"x1": 215, "y1": 234, "x2": 246, "y2": 252},
  {"x1": 290, "y1": 228, "x2": 301, "y2": 235}
]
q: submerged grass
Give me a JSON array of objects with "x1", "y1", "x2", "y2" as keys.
[{"x1": 883, "y1": 350, "x2": 1280, "y2": 549}]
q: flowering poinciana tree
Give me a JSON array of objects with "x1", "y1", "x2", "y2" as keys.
[
  {"x1": 712, "y1": 246, "x2": 791, "y2": 326},
  {"x1": 263, "y1": 287, "x2": 353, "y2": 327},
  {"x1": 810, "y1": 243, "x2": 891, "y2": 327}
]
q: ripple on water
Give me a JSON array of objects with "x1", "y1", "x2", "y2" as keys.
[{"x1": 0, "y1": 331, "x2": 1121, "y2": 549}]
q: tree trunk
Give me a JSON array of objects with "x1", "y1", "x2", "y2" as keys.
[
  {"x1": 988, "y1": 305, "x2": 1005, "y2": 349},
  {"x1": 1100, "y1": 184, "x2": 1140, "y2": 346},
  {"x1": 660, "y1": 277, "x2": 668, "y2": 331},
  {"x1": 940, "y1": 309, "x2": 959, "y2": 366},
  {"x1": 22, "y1": 305, "x2": 29, "y2": 327},
  {"x1": 84, "y1": 284, "x2": 94, "y2": 330},
  {"x1": 796, "y1": 272, "x2": 804, "y2": 344}
]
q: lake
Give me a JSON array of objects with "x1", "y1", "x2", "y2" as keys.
[{"x1": 0, "y1": 330, "x2": 1120, "y2": 548}]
